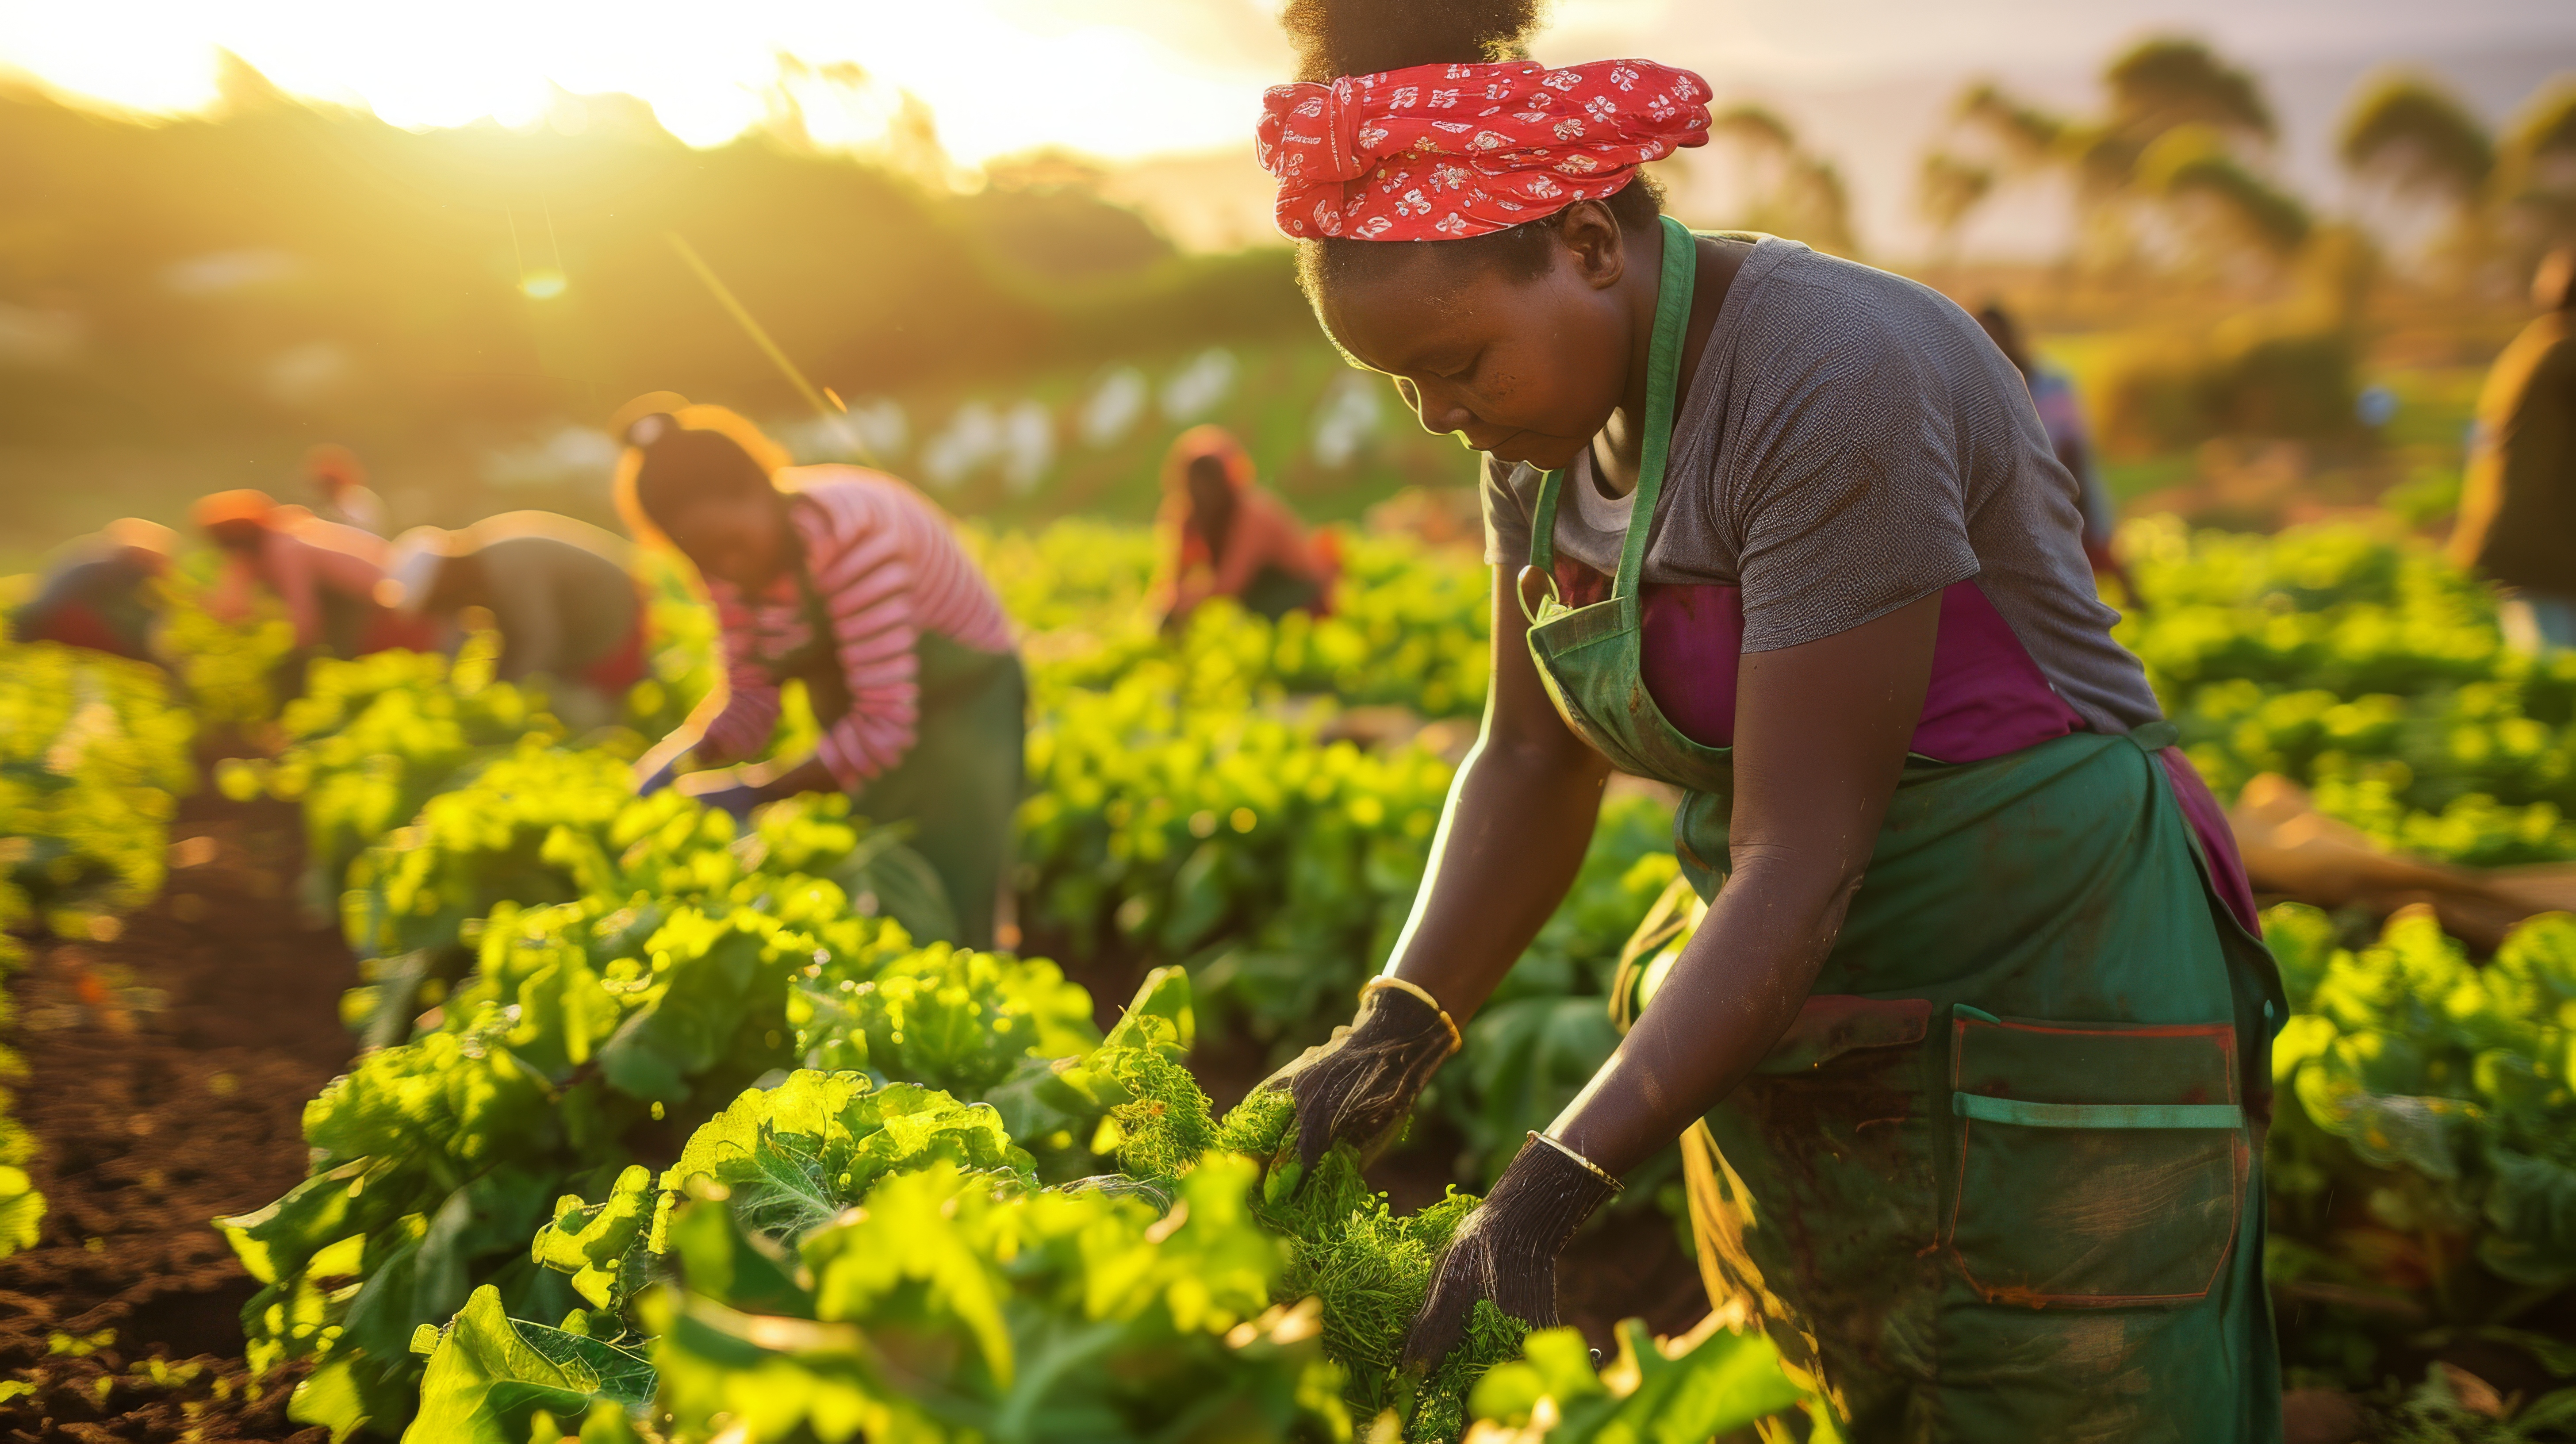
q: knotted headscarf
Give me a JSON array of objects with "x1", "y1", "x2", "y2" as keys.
[{"x1": 1256, "y1": 59, "x2": 1712, "y2": 242}]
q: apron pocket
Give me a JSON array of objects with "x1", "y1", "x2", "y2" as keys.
[{"x1": 1945, "y1": 1009, "x2": 2247, "y2": 1308}]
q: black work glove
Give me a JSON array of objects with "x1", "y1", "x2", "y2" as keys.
[
  {"x1": 1401, "y1": 1131, "x2": 1622, "y2": 1370},
  {"x1": 1257, "y1": 978, "x2": 1459, "y2": 1179}
]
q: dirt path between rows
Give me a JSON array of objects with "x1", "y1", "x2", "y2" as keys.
[{"x1": 0, "y1": 784, "x2": 353, "y2": 1444}]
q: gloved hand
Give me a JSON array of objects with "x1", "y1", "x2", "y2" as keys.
[
  {"x1": 686, "y1": 782, "x2": 764, "y2": 822},
  {"x1": 1255, "y1": 977, "x2": 1459, "y2": 1183},
  {"x1": 1401, "y1": 1131, "x2": 1622, "y2": 1369}
]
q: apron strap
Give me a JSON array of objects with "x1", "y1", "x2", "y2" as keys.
[
  {"x1": 1529, "y1": 464, "x2": 1563, "y2": 576},
  {"x1": 1524, "y1": 214, "x2": 1702, "y2": 624},
  {"x1": 1611, "y1": 214, "x2": 1701, "y2": 615}
]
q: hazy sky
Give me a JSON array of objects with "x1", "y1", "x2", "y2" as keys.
[
  {"x1": 4, "y1": 0, "x2": 2573, "y2": 263},
  {"x1": 5, "y1": 0, "x2": 2572, "y2": 165}
]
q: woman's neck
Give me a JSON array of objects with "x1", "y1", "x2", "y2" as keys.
[{"x1": 1588, "y1": 231, "x2": 1746, "y2": 498}]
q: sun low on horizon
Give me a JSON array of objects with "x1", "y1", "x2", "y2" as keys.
[{"x1": 0, "y1": 0, "x2": 1303, "y2": 166}]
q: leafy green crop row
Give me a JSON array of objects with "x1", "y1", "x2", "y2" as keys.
[
  {"x1": 1019, "y1": 657, "x2": 1454, "y2": 1028},
  {"x1": 2263, "y1": 902, "x2": 2576, "y2": 1396},
  {"x1": 2124, "y1": 517, "x2": 2576, "y2": 867},
  {"x1": 390, "y1": 958, "x2": 1818, "y2": 1444},
  {"x1": 978, "y1": 522, "x2": 1491, "y2": 720},
  {"x1": 193, "y1": 569, "x2": 1802, "y2": 1440},
  {"x1": 0, "y1": 641, "x2": 196, "y2": 944},
  {"x1": 0, "y1": 641, "x2": 198, "y2": 1260}
]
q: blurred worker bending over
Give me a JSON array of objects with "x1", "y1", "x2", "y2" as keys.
[
  {"x1": 2450, "y1": 247, "x2": 2576, "y2": 653},
  {"x1": 191, "y1": 489, "x2": 430, "y2": 668},
  {"x1": 385, "y1": 512, "x2": 646, "y2": 730},
  {"x1": 1155, "y1": 425, "x2": 1340, "y2": 631},
  {"x1": 10, "y1": 518, "x2": 178, "y2": 664},
  {"x1": 303, "y1": 442, "x2": 388, "y2": 535},
  {"x1": 621, "y1": 401, "x2": 1024, "y2": 949},
  {"x1": 1976, "y1": 302, "x2": 2142, "y2": 608}
]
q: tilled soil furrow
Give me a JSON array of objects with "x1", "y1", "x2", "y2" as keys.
[{"x1": 1, "y1": 784, "x2": 352, "y2": 1444}]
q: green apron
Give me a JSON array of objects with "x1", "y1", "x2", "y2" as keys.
[
  {"x1": 773, "y1": 524, "x2": 1025, "y2": 951},
  {"x1": 1528, "y1": 217, "x2": 2285, "y2": 1443}
]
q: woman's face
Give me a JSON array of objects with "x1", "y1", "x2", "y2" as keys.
[
  {"x1": 1317, "y1": 214, "x2": 1638, "y2": 473},
  {"x1": 663, "y1": 492, "x2": 789, "y2": 591},
  {"x1": 1185, "y1": 460, "x2": 1236, "y2": 539}
]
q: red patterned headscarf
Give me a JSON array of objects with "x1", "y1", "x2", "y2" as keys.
[{"x1": 1256, "y1": 59, "x2": 1712, "y2": 242}]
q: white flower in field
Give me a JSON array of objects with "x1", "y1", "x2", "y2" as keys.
[
  {"x1": 921, "y1": 402, "x2": 1002, "y2": 489},
  {"x1": 777, "y1": 401, "x2": 905, "y2": 466},
  {"x1": 1160, "y1": 348, "x2": 1237, "y2": 423},
  {"x1": 1080, "y1": 368, "x2": 1149, "y2": 448},
  {"x1": 1312, "y1": 372, "x2": 1384, "y2": 470},
  {"x1": 1000, "y1": 400, "x2": 1055, "y2": 496},
  {"x1": 846, "y1": 397, "x2": 908, "y2": 461}
]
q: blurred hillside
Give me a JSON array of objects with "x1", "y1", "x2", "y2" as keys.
[
  {"x1": 0, "y1": 61, "x2": 1314, "y2": 564},
  {"x1": 7, "y1": 34, "x2": 2576, "y2": 574}
]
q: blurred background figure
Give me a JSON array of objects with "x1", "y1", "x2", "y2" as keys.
[
  {"x1": 621, "y1": 402, "x2": 1024, "y2": 949},
  {"x1": 9, "y1": 517, "x2": 176, "y2": 664},
  {"x1": 384, "y1": 513, "x2": 645, "y2": 730},
  {"x1": 191, "y1": 489, "x2": 429, "y2": 671},
  {"x1": 1155, "y1": 425, "x2": 1339, "y2": 632},
  {"x1": 303, "y1": 443, "x2": 387, "y2": 536},
  {"x1": 2449, "y1": 248, "x2": 2576, "y2": 653},
  {"x1": 1976, "y1": 302, "x2": 2144, "y2": 609}
]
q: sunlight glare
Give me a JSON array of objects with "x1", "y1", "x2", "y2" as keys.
[{"x1": 0, "y1": 0, "x2": 1280, "y2": 164}]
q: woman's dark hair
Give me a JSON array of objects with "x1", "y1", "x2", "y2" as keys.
[
  {"x1": 1280, "y1": 0, "x2": 1540, "y2": 82},
  {"x1": 624, "y1": 414, "x2": 775, "y2": 533},
  {"x1": 1279, "y1": 0, "x2": 1663, "y2": 297}
]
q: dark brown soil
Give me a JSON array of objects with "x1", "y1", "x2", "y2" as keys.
[{"x1": 0, "y1": 784, "x2": 355, "y2": 1444}]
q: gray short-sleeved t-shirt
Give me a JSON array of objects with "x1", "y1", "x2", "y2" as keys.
[{"x1": 1482, "y1": 236, "x2": 2161, "y2": 734}]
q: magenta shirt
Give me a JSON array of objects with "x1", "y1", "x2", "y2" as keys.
[{"x1": 1549, "y1": 563, "x2": 2262, "y2": 934}]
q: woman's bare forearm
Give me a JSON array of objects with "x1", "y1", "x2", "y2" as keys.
[
  {"x1": 1382, "y1": 567, "x2": 1613, "y2": 1024},
  {"x1": 1547, "y1": 850, "x2": 1856, "y2": 1174},
  {"x1": 1384, "y1": 727, "x2": 1609, "y2": 1022}
]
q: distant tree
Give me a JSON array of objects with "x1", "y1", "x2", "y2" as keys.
[
  {"x1": 2337, "y1": 72, "x2": 2495, "y2": 277},
  {"x1": 2335, "y1": 70, "x2": 2576, "y2": 287},
  {"x1": 2496, "y1": 80, "x2": 2576, "y2": 258},
  {"x1": 2141, "y1": 125, "x2": 2311, "y2": 261},
  {"x1": 1917, "y1": 152, "x2": 1995, "y2": 262},
  {"x1": 1687, "y1": 104, "x2": 1856, "y2": 254},
  {"x1": 2341, "y1": 74, "x2": 2495, "y2": 203},
  {"x1": 2104, "y1": 39, "x2": 2273, "y2": 146},
  {"x1": 1926, "y1": 36, "x2": 2300, "y2": 275}
]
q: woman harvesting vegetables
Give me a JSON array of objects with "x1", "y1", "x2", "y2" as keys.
[
  {"x1": 1250, "y1": 3, "x2": 2284, "y2": 1439},
  {"x1": 190, "y1": 489, "x2": 429, "y2": 664},
  {"x1": 1154, "y1": 425, "x2": 1340, "y2": 630},
  {"x1": 621, "y1": 402, "x2": 1023, "y2": 949}
]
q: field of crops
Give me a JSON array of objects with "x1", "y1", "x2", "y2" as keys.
[{"x1": 5, "y1": 514, "x2": 2576, "y2": 1441}]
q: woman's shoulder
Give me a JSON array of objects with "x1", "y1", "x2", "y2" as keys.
[
  {"x1": 1477, "y1": 454, "x2": 1546, "y2": 526},
  {"x1": 1739, "y1": 243, "x2": 1978, "y2": 347}
]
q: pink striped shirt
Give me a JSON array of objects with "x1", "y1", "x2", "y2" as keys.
[{"x1": 699, "y1": 469, "x2": 1012, "y2": 787}]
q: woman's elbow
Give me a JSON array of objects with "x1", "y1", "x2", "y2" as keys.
[{"x1": 1725, "y1": 840, "x2": 1871, "y2": 918}]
